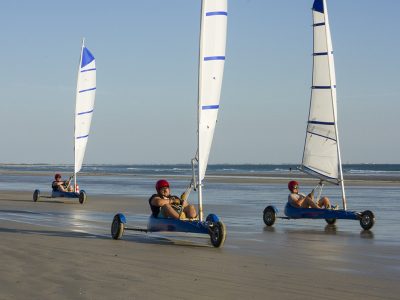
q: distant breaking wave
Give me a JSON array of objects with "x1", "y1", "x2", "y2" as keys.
[{"x1": 1, "y1": 164, "x2": 399, "y2": 177}]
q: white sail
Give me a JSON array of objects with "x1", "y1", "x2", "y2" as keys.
[
  {"x1": 301, "y1": 0, "x2": 341, "y2": 183},
  {"x1": 74, "y1": 41, "x2": 96, "y2": 175},
  {"x1": 198, "y1": 0, "x2": 228, "y2": 183}
]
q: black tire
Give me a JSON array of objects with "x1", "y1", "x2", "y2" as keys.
[
  {"x1": 360, "y1": 210, "x2": 375, "y2": 230},
  {"x1": 33, "y1": 190, "x2": 40, "y2": 202},
  {"x1": 111, "y1": 215, "x2": 124, "y2": 240},
  {"x1": 209, "y1": 221, "x2": 226, "y2": 248},
  {"x1": 325, "y1": 218, "x2": 336, "y2": 225},
  {"x1": 263, "y1": 206, "x2": 276, "y2": 226},
  {"x1": 79, "y1": 191, "x2": 86, "y2": 204}
]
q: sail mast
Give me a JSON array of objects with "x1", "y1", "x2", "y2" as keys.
[
  {"x1": 323, "y1": 0, "x2": 347, "y2": 209},
  {"x1": 197, "y1": 0, "x2": 205, "y2": 221},
  {"x1": 74, "y1": 38, "x2": 85, "y2": 192}
]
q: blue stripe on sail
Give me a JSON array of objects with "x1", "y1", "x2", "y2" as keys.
[
  {"x1": 76, "y1": 134, "x2": 89, "y2": 139},
  {"x1": 307, "y1": 130, "x2": 336, "y2": 142},
  {"x1": 308, "y1": 120, "x2": 335, "y2": 125},
  {"x1": 77, "y1": 109, "x2": 94, "y2": 116},
  {"x1": 204, "y1": 56, "x2": 225, "y2": 61},
  {"x1": 313, "y1": 22, "x2": 325, "y2": 27},
  {"x1": 81, "y1": 47, "x2": 95, "y2": 68},
  {"x1": 81, "y1": 68, "x2": 96, "y2": 73},
  {"x1": 312, "y1": 85, "x2": 336, "y2": 89},
  {"x1": 206, "y1": 11, "x2": 228, "y2": 16},
  {"x1": 312, "y1": 0, "x2": 324, "y2": 13},
  {"x1": 313, "y1": 52, "x2": 332, "y2": 56},
  {"x1": 79, "y1": 87, "x2": 96, "y2": 93},
  {"x1": 202, "y1": 105, "x2": 219, "y2": 110}
]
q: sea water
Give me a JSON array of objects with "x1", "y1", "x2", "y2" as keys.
[{"x1": 0, "y1": 164, "x2": 399, "y2": 246}]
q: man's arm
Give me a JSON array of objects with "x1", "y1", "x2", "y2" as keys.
[
  {"x1": 150, "y1": 195, "x2": 180, "y2": 207},
  {"x1": 289, "y1": 193, "x2": 306, "y2": 207}
]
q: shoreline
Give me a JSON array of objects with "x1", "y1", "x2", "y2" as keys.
[{"x1": 1, "y1": 169, "x2": 400, "y2": 187}]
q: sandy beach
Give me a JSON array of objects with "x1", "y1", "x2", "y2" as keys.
[{"x1": 0, "y1": 188, "x2": 399, "y2": 300}]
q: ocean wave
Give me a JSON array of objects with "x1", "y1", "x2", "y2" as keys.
[{"x1": 348, "y1": 169, "x2": 400, "y2": 174}]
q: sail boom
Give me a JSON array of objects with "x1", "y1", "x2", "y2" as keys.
[{"x1": 299, "y1": 166, "x2": 340, "y2": 185}]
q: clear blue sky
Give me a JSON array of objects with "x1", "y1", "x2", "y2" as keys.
[{"x1": 0, "y1": 0, "x2": 399, "y2": 164}]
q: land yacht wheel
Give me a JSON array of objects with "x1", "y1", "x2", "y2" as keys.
[
  {"x1": 360, "y1": 210, "x2": 375, "y2": 230},
  {"x1": 33, "y1": 190, "x2": 40, "y2": 202},
  {"x1": 263, "y1": 206, "x2": 276, "y2": 226},
  {"x1": 79, "y1": 191, "x2": 87, "y2": 204},
  {"x1": 325, "y1": 218, "x2": 336, "y2": 225},
  {"x1": 111, "y1": 214, "x2": 125, "y2": 240},
  {"x1": 209, "y1": 221, "x2": 226, "y2": 248}
]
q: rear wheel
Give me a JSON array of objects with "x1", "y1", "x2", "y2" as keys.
[
  {"x1": 360, "y1": 210, "x2": 375, "y2": 230},
  {"x1": 33, "y1": 190, "x2": 40, "y2": 202},
  {"x1": 111, "y1": 214, "x2": 124, "y2": 240},
  {"x1": 209, "y1": 221, "x2": 226, "y2": 248},
  {"x1": 325, "y1": 218, "x2": 336, "y2": 225},
  {"x1": 263, "y1": 206, "x2": 276, "y2": 226},
  {"x1": 79, "y1": 191, "x2": 86, "y2": 204}
]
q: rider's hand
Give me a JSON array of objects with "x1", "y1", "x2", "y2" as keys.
[{"x1": 170, "y1": 197, "x2": 180, "y2": 205}]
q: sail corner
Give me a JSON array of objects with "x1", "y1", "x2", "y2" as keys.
[
  {"x1": 81, "y1": 47, "x2": 95, "y2": 68},
  {"x1": 312, "y1": 0, "x2": 324, "y2": 13}
]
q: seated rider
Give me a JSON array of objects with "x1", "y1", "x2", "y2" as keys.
[
  {"x1": 149, "y1": 179, "x2": 197, "y2": 219},
  {"x1": 52, "y1": 173, "x2": 73, "y2": 192},
  {"x1": 287, "y1": 180, "x2": 335, "y2": 209}
]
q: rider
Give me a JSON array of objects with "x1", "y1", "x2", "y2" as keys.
[
  {"x1": 52, "y1": 173, "x2": 73, "y2": 192},
  {"x1": 149, "y1": 179, "x2": 197, "y2": 219},
  {"x1": 287, "y1": 180, "x2": 336, "y2": 209}
]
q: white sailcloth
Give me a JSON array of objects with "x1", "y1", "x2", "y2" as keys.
[
  {"x1": 301, "y1": 0, "x2": 340, "y2": 182},
  {"x1": 198, "y1": 0, "x2": 228, "y2": 182},
  {"x1": 74, "y1": 42, "x2": 96, "y2": 174}
]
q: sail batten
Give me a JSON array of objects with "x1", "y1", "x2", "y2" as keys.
[{"x1": 74, "y1": 42, "x2": 96, "y2": 175}]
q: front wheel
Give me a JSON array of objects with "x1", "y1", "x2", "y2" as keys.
[
  {"x1": 325, "y1": 218, "x2": 336, "y2": 225},
  {"x1": 209, "y1": 221, "x2": 226, "y2": 248},
  {"x1": 79, "y1": 191, "x2": 86, "y2": 204},
  {"x1": 33, "y1": 190, "x2": 40, "y2": 202},
  {"x1": 111, "y1": 214, "x2": 125, "y2": 240},
  {"x1": 263, "y1": 206, "x2": 276, "y2": 226},
  {"x1": 360, "y1": 210, "x2": 375, "y2": 230}
]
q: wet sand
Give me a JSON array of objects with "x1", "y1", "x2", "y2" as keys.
[{"x1": 0, "y1": 190, "x2": 399, "y2": 299}]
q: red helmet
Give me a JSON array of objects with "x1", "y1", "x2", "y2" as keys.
[
  {"x1": 155, "y1": 179, "x2": 170, "y2": 191},
  {"x1": 288, "y1": 180, "x2": 299, "y2": 192},
  {"x1": 55, "y1": 173, "x2": 61, "y2": 180}
]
